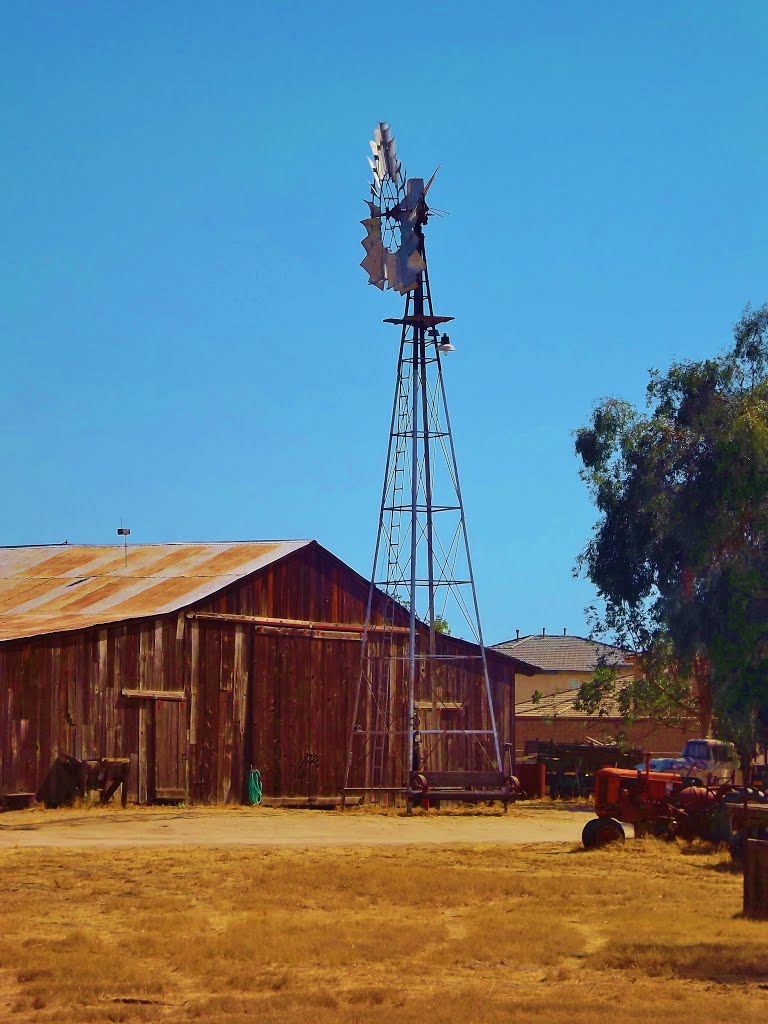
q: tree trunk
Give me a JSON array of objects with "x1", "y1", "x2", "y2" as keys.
[{"x1": 694, "y1": 660, "x2": 713, "y2": 737}]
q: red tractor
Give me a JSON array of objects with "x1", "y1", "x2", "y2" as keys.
[{"x1": 582, "y1": 765, "x2": 729, "y2": 847}]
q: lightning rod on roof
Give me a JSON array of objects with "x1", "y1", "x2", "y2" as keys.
[{"x1": 117, "y1": 518, "x2": 131, "y2": 568}]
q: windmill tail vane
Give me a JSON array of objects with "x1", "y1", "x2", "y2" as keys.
[{"x1": 346, "y1": 122, "x2": 502, "y2": 802}]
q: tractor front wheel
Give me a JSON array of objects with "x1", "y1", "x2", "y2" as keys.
[
  {"x1": 582, "y1": 817, "x2": 601, "y2": 848},
  {"x1": 595, "y1": 818, "x2": 625, "y2": 846},
  {"x1": 583, "y1": 817, "x2": 625, "y2": 848}
]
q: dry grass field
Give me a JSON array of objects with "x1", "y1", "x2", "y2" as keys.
[{"x1": 1, "y1": 833, "x2": 767, "y2": 1023}]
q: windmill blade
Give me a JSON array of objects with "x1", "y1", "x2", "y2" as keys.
[
  {"x1": 372, "y1": 121, "x2": 402, "y2": 187},
  {"x1": 360, "y1": 217, "x2": 385, "y2": 288},
  {"x1": 362, "y1": 255, "x2": 385, "y2": 289},
  {"x1": 384, "y1": 248, "x2": 422, "y2": 294},
  {"x1": 367, "y1": 156, "x2": 378, "y2": 183},
  {"x1": 385, "y1": 250, "x2": 403, "y2": 292}
]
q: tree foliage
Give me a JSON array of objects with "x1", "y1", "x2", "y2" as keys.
[{"x1": 574, "y1": 305, "x2": 768, "y2": 751}]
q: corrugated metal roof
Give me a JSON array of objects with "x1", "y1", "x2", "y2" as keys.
[
  {"x1": 492, "y1": 634, "x2": 632, "y2": 672},
  {"x1": 0, "y1": 541, "x2": 312, "y2": 641},
  {"x1": 515, "y1": 687, "x2": 624, "y2": 719}
]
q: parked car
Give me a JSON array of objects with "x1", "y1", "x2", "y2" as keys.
[{"x1": 634, "y1": 757, "x2": 686, "y2": 774}]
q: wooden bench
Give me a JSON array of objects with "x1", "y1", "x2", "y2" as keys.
[{"x1": 406, "y1": 770, "x2": 519, "y2": 814}]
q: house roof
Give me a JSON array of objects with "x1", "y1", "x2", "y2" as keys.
[
  {"x1": 0, "y1": 541, "x2": 312, "y2": 641},
  {"x1": 492, "y1": 633, "x2": 632, "y2": 673},
  {"x1": 515, "y1": 687, "x2": 624, "y2": 719}
]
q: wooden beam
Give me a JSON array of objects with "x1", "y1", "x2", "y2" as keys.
[
  {"x1": 206, "y1": 623, "x2": 360, "y2": 641},
  {"x1": 312, "y1": 630, "x2": 360, "y2": 641},
  {"x1": 122, "y1": 689, "x2": 186, "y2": 702},
  {"x1": 187, "y1": 612, "x2": 409, "y2": 635}
]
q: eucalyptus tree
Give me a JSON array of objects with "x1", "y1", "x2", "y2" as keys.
[{"x1": 574, "y1": 305, "x2": 768, "y2": 753}]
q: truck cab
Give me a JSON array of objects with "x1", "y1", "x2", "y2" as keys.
[{"x1": 680, "y1": 739, "x2": 738, "y2": 786}]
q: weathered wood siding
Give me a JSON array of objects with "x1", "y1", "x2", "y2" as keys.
[
  {"x1": 0, "y1": 616, "x2": 185, "y2": 803},
  {"x1": 0, "y1": 543, "x2": 516, "y2": 803}
]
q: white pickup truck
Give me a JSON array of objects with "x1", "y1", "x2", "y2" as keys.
[
  {"x1": 639, "y1": 739, "x2": 739, "y2": 786},
  {"x1": 678, "y1": 739, "x2": 738, "y2": 786}
]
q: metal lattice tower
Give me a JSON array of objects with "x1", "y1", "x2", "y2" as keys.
[{"x1": 344, "y1": 123, "x2": 501, "y2": 799}]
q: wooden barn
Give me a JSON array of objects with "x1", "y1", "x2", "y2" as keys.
[{"x1": 0, "y1": 541, "x2": 534, "y2": 804}]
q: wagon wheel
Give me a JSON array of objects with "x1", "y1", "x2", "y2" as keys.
[{"x1": 411, "y1": 773, "x2": 429, "y2": 793}]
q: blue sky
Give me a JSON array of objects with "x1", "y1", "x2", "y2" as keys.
[{"x1": 2, "y1": 2, "x2": 767, "y2": 644}]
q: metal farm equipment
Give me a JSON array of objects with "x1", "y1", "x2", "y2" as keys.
[
  {"x1": 582, "y1": 764, "x2": 735, "y2": 847},
  {"x1": 522, "y1": 741, "x2": 642, "y2": 799}
]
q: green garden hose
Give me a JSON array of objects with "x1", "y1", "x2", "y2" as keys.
[{"x1": 247, "y1": 767, "x2": 263, "y2": 806}]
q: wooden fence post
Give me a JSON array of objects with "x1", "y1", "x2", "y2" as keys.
[{"x1": 744, "y1": 839, "x2": 768, "y2": 918}]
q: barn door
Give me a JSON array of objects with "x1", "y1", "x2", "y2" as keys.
[{"x1": 153, "y1": 698, "x2": 188, "y2": 802}]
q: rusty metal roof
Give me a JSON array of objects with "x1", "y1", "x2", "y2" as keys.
[{"x1": 0, "y1": 541, "x2": 312, "y2": 642}]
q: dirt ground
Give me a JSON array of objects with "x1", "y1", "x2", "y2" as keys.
[{"x1": 0, "y1": 801, "x2": 595, "y2": 849}]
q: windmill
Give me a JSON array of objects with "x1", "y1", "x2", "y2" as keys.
[{"x1": 344, "y1": 123, "x2": 503, "y2": 803}]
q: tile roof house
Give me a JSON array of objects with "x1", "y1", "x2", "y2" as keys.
[
  {"x1": 493, "y1": 633, "x2": 690, "y2": 757},
  {"x1": 492, "y1": 633, "x2": 634, "y2": 703}
]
